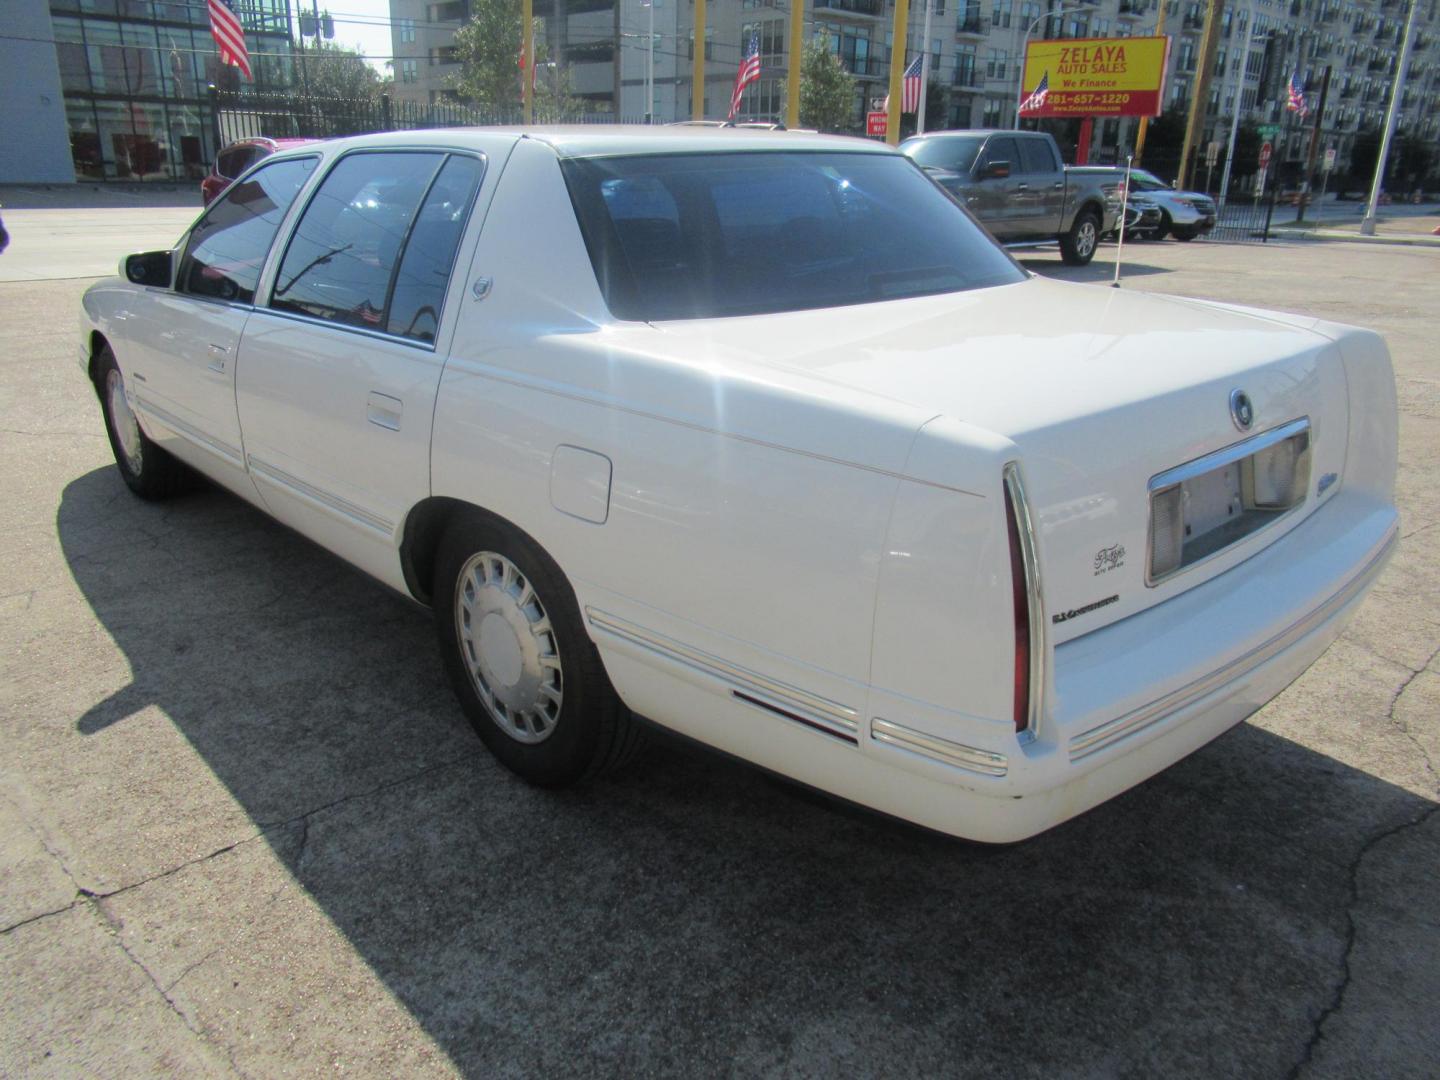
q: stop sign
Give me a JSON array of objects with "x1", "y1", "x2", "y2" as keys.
[{"x1": 1259, "y1": 141, "x2": 1273, "y2": 169}]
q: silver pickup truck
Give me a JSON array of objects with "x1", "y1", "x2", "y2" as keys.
[{"x1": 901, "y1": 129, "x2": 1118, "y2": 266}]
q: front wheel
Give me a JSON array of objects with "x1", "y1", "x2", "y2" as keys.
[
  {"x1": 1059, "y1": 210, "x2": 1101, "y2": 266},
  {"x1": 95, "y1": 346, "x2": 189, "y2": 499},
  {"x1": 433, "y1": 513, "x2": 644, "y2": 786},
  {"x1": 1171, "y1": 226, "x2": 1197, "y2": 242}
]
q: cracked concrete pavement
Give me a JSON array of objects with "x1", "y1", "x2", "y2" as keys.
[{"x1": 1, "y1": 226, "x2": 1437, "y2": 1077}]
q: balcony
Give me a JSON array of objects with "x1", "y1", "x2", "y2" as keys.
[
  {"x1": 1116, "y1": 0, "x2": 1146, "y2": 16},
  {"x1": 812, "y1": 0, "x2": 883, "y2": 17},
  {"x1": 955, "y1": 16, "x2": 985, "y2": 35},
  {"x1": 952, "y1": 69, "x2": 983, "y2": 89}
]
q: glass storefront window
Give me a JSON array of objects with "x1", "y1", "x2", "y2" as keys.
[{"x1": 54, "y1": 2, "x2": 297, "y2": 181}]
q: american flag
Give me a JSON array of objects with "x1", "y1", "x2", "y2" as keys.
[
  {"x1": 728, "y1": 32, "x2": 761, "y2": 119},
  {"x1": 1019, "y1": 70, "x2": 1050, "y2": 114},
  {"x1": 901, "y1": 54, "x2": 925, "y2": 113},
  {"x1": 1286, "y1": 72, "x2": 1309, "y2": 116},
  {"x1": 207, "y1": 0, "x2": 250, "y2": 80}
]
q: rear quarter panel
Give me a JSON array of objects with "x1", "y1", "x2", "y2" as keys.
[{"x1": 432, "y1": 138, "x2": 935, "y2": 728}]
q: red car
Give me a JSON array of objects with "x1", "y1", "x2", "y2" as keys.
[{"x1": 201, "y1": 137, "x2": 318, "y2": 205}]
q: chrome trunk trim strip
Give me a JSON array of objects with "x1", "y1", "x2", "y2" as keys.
[
  {"x1": 1069, "y1": 527, "x2": 1398, "y2": 762},
  {"x1": 1004, "y1": 461, "x2": 1047, "y2": 741},
  {"x1": 871, "y1": 718, "x2": 1008, "y2": 778},
  {"x1": 1147, "y1": 417, "x2": 1311, "y2": 493},
  {"x1": 586, "y1": 609, "x2": 859, "y2": 739}
]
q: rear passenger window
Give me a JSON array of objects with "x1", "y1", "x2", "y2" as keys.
[
  {"x1": 177, "y1": 156, "x2": 316, "y2": 304},
  {"x1": 386, "y1": 155, "x2": 484, "y2": 341},
  {"x1": 271, "y1": 150, "x2": 481, "y2": 341},
  {"x1": 1018, "y1": 138, "x2": 1057, "y2": 174}
]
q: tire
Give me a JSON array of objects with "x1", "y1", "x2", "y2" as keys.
[
  {"x1": 95, "y1": 345, "x2": 190, "y2": 499},
  {"x1": 1059, "y1": 209, "x2": 1101, "y2": 266},
  {"x1": 1154, "y1": 210, "x2": 1173, "y2": 241},
  {"x1": 433, "y1": 512, "x2": 644, "y2": 786},
  {"x1": 1171, "y1": 226, "x2": 1197, "y2": 241}
]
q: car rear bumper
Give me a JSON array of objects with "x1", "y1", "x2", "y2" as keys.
[
  {"x1": 593, "y1": 492, "x2": 1396, "y2": 845},
  {"x1": 859, "y1": 491, "x2": 1397, "y2": 841}
]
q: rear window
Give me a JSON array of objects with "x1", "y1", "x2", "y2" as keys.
[
  {"x1": 901, "y1": 137, "x2": 984, "y2": 174},
  {"x1": 562, "y1": 151, "x2": 1023, "y2": 321}
]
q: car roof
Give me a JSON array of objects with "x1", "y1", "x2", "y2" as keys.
[
  {"x1": 268, "y1": 125, "x2": 893, "y2": 161},
  {"x1": 902, "y1": 129, "x2": 1030, "y2": 142}
]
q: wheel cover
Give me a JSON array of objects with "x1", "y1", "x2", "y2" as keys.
[
  {"x1": 454, "y1": 551, "x2": 563, "y2": 744},
  {"x1": 1076, "y1": 220, "x2": 1097, "y2": 259},
  {"x1": 105, "y1": 368, "x2": 143, "y2": 474}
]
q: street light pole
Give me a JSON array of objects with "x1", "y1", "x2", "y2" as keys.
[
  {"x1": 1014, "y1": 4, "x2": 1096, "y2": 129},
  {"x1": 1360, "y1": 0, "x2": 1419, "y2": 235}
]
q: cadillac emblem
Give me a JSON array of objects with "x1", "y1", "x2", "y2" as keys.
[{"x1": 1229, "y1": 389, "x2": 1255, "y2": 432}]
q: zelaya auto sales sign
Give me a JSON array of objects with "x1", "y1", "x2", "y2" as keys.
[{"x1": 1019, "y1": 36, "x2": 1170, "y2": 117}]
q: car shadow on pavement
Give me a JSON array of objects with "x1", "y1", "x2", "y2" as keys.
[
  {"x1": 57, "y1": 465, "x2": 1434, "y2": 1077},
  {"x1": 1020, "y1": 251, "x2": 1177, "y2": 284}
]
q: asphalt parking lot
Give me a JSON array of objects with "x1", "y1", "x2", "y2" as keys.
[{"x1": 1, "y1": 208, "x2": 1437, "y2": 1078}]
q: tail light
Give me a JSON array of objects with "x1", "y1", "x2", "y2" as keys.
[{"x1": 1003, "y1": 463, "x2": 1044, "y2": 737}]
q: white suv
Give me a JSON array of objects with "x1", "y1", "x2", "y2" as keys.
[{"x1": 1070, "y1": 166, "x2": 1217, "y2": 241}]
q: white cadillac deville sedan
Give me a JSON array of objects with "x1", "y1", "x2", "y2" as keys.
[{"x1": 80, "y1": 128, "x2": 1399, "y2": 842}]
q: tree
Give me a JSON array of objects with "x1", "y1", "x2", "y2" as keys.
[
  {"x1": 1396, "y1": 132, "x2": 1436, "y2": 194},
  {"x1": 298, "y1": 40, "x2": 385, "y2": 102},
  {"x1": 1347, "y1": 126, "x2": 1382, "y2": 193},
  {"x1": 797, "y1": 39, "x2": 854, "y2": 133},
  {"x1": 449, "y1": 0, "x2": 583, "y2": 120}
]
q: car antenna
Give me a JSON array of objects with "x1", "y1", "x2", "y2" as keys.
[{"x1": 1113, "y1": 153, "x2": 1133, "y2": 289}]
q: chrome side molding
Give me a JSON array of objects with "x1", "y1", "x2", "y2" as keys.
[
  {"x1": 586, "y1": 608, "x2": 859, "y2": 740},
  {"x1": 871, "y1": 718, "x2": 1009, "y2": 778}
]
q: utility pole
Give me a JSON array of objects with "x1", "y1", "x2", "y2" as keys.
[
  {"x1": 692, "y1": 0, "x2": 706, "y2": 120},
  {"x1": 522, "y1": 0, "x2": 533, "y2": 123},
  {"x1": 1133, "y1": 0, "x2": 1167, "y2": 163},
  {"x1": 885, "y1": 0, "x2": 911, "y2": 146},
  {"x1": 916, "y1": 0, "x2": 933, "y2": 134},
  {"x1": 1360, "y1": 0, "x2": 1418, "y2": 235},
  {"x1": 786, "y1": 0, "x2": 804, "y2": 128},
  {"x1": 1294, "y1": 65, "x2": 1330, "y2": 222},
  {"x1": 1177, "y1": 0, "x2": 1225, "y2": 189}
]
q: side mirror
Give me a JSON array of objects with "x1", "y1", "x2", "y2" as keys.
[
  {"x1": 982, "y1": 160, "x2": 1011, "y2": 180},
  {"x1": 122, "y1": 250, "x2": 173, "y2": 288}
]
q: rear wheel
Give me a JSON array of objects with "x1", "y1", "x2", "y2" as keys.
[
  {"x1": 95, "y1": 346, "x2": 189, "y2": 499},
  {"x1": 433, "y1": 512, "x2": 644, "y2": 786},
  {"x1": 1059, "y1": 210, "x2": 1101, "y2": 266},
  {"x1": 1171, "y1": 225, "x2": 1197, "y2": 241},
  {"x1": 1154, "y1": 210, "x2": 1173, "y2": 241}
]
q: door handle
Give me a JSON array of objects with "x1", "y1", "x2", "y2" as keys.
[
  {"x1": 1053, "y1": 182, "x2": 1065, "y2": 190},
  {"x1": 207, "y1": 343, "x2": 228, "y2": 373},
  {"x1": 1016, "y1": 183, "x2": 1029, "y2": 191}
]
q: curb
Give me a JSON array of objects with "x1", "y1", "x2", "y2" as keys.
[{"x1": 1267, "y1": 227, "x2": 1440, "y2": 248}]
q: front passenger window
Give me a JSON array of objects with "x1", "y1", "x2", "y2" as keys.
[
  {"x1": 272, "y1": 151, "x2": 449, "y2": 334},
  {"x1": 177, "y1": 156, "x2": 317, "y2": 304}
]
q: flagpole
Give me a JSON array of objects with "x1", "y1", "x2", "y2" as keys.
[{"x1": 916, "y1": 0, "x2": 933, "y2": 135}]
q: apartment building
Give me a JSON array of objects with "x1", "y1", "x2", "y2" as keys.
[{"x1": 386, "y1": 0, "x2": 1440, "y2": 171}]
